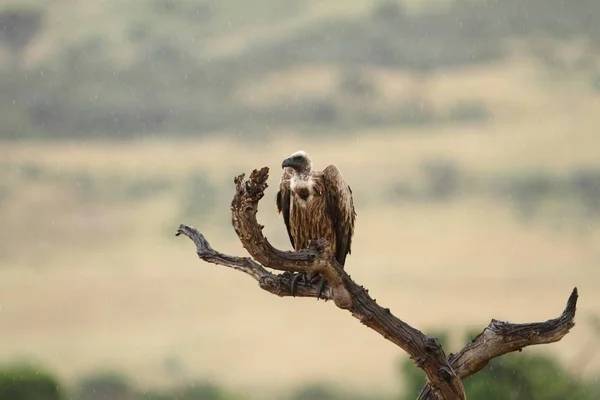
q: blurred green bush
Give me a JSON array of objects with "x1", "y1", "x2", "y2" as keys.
[
  {"x1": 399, "y1": 329, "x2": 600, "y2": 400},
  {"x1": 0, "y1": 363, "x2": 63, "y2": 400}
]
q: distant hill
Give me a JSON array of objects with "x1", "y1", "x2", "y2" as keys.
[{"x1": 1, "y1": 0, "x2": 600, "y2": 139}]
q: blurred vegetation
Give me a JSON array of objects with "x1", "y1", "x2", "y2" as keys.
[
  {"x1": 0, "y1": 363, "x2": 63, "y2": 400},
  {"x1": 0, "y1": 4, "x2": 43, "y2": 69},
  {"x1": 1, "y1": 0, "x2": 600, "y2": 139},
  {"x1": 399, "y1": 329, "x2": 600, "y2": 400},
  {"x1": 401, "y1": 351, "x2": 600, "y2": 400},
  {"x1": 1, "y1": 162, "x2": 174, "y2": 203},
  {"x1": 2, "y1": 339, "x2": 600, "y2": 400},
  {"x1": 2, "y1": 157, "x2": 599, "y2": 237},
  {"x1": 388, "y1": 161, "x2": 600, "y2": 228},
  {"x1": 74, "y1": 371, "x2": 233, "y2": 400},
  {"x1": 74, "y1": 371, "x2": 133, "y2": 400}
]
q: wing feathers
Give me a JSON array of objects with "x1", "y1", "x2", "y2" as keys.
[
  {"x1": 276, "y1": 168, "x2": 295, "y2": 248},
  {"x1": 322, "y1": 165, "x2": 357, "y2": 266}
]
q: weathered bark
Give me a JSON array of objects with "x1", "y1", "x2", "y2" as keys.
[
  {"x1": 417, "y1": 287, "x2": 578, "y2": 399},
  {"x1": 176, "y1": 166, "x2": 578, "y2": 400}
]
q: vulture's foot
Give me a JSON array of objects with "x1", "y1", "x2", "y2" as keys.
[
  {"x1": 290, "y1": 272, "x2": 309, "y2": 297},
  {"x1": 315, "y1": 275, "x2": 328, "y2": 300},
  {"x1": 289, "y1": 272, "x2": 329, "y2": 299}
]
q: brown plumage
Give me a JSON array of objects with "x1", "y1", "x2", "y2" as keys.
[{"x1": 276, "y1": 151, "x2": 356, "y2": 278}]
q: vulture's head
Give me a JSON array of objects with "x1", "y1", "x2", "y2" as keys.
[{"x1": 282, "y1": 150, "x2": 312, "y2": 174}]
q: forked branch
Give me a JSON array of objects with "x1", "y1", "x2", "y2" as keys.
[
  {"x1": 175, "y1": 224, "x2": 333, "y2": 299},
  {"x1": 417, "y1": 287, "x2": 578, "y2": 399},
  {"x1": 176, "y1": 167, "x2": 578, "y2": 400}
]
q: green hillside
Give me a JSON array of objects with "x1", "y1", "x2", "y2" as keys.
[{"x1": 1, "y1": 0, "x2": 600, "y2": 138}]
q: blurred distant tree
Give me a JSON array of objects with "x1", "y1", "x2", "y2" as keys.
[
  {"x1": 0, "y1": 363, "x2": 63, "y2": 400},
  {"x1": 445, "y1": 100, "x2": 491, "y2": 123},
  {"x1": 338, "y1": 68, "x2": 377, "y2": 98},
  {"x1": 291, "y1": 383, "x2": 339, "y2": 400},
  {"x1": 370, "y1": 0, "x2": 406, "y2": 24},
  {"x1": 0, "y1": 6, "x2": 44, "y2": 68},
  {"x1": 75, "y1": 371, "x2": 132, "y2": 400},
  {"x1": 173, "y1": 382, "x2": 228, "y2": 400},
  {"x1": 570, "y1": 169, "x2": 600, "y2": 218},
  {"x1": 420, "y1": 160, "x2": 461, "y2": 201}
]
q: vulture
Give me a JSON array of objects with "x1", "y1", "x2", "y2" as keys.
[{"x1": 275, "y1": 150, "x2": 356, "y2": 298}]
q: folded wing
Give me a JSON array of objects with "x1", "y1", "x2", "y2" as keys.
[
  {"x1": 276, "y1": 167, "x2": 295, "y2": 248},
  {"x1": 322, "y1": 165, "x2": 357, "y2": 266}
]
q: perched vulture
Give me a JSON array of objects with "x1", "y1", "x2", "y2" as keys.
[{"x1": 275, "y1": 150, "x2": 356, "y2": 297}]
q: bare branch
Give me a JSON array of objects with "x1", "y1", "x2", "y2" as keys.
[
  {"x1": 177, "y1": 166, "x2": 579, "y2": 400},
  {"x1": 181, "y1": 167, "x2": 465, "y2": 399},
  {"x1": 175, "y1": 224, "x2": 333, "y2": 300},
  {"x1": 417, "y1": 288, "x2": 578, "y2": 399}
]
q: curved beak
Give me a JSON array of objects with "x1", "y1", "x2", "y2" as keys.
[{"x1": 282, "y1": 157, "x2": 294, "y2": 169}]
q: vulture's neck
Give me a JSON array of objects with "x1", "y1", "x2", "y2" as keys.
[
  {"x1": 294, "y1": 169, "x2": 311, "y2": 180},
  {"x1": 290, "y1": 170, "x2": 317, "y2": 205}
]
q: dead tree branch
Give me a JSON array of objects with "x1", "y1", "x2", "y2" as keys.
[
  {"x1": 175, "y1": 224, "x2": 332, "y2": 300},
  {"x1": 417, "y1": 288, "x2": 578, "y2": 399},
  {"x1": 176, "y1": 167, "x2": 578, "y2": 400}
]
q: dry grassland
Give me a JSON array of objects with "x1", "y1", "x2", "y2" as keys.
[{"x1": 1, "y1": 59, "x2": 599, "y2": 396}]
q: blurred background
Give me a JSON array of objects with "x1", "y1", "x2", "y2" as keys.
[{"x1": 1, "y1": 0, "x2": 600, "y2": 399}]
